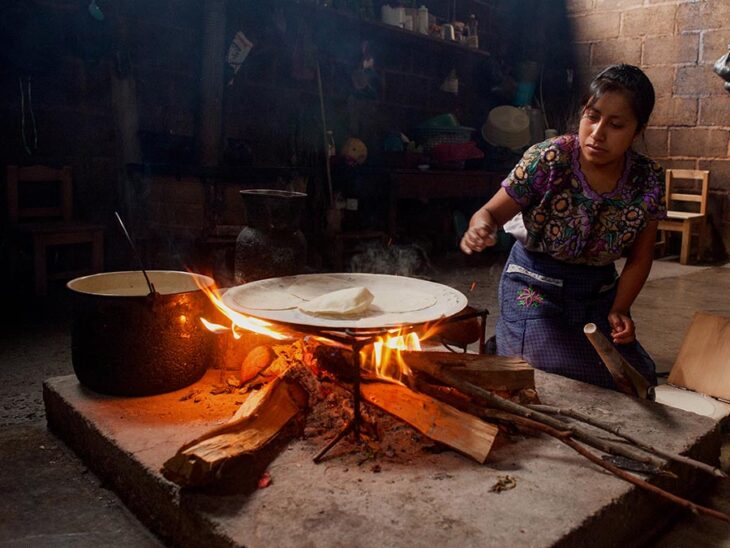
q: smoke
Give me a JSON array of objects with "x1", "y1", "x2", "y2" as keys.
[{"x1": 348, "y1": 240, "x2": 432, "y2": 277}]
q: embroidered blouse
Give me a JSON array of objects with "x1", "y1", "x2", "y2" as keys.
[{"x1": 501, "y1": 134, "x2": 666, "y2": 266}]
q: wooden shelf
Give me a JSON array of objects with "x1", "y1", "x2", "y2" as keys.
[
  {"x1": 126, "y1": 163, "x2": 311, "y2": 180},
  {"x1": 287, "y1": 2, "x2": 490, "y2": 60}
]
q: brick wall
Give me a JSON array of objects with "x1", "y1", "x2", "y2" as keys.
[{"x1": 567, "y1": 0, "x2": 730, "y2": 259}]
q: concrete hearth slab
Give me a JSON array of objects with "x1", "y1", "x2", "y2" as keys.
[{"x1": 44, "y1": 369, "x2": 721, "y2": 548}]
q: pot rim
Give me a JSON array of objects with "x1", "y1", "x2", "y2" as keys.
[{"x1": 67, "y1": 270, "x2": 215, "y2": 297}]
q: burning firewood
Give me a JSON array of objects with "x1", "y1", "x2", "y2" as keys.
[
  {"x1": 162, "y1": 374, "x2": 308, "y2": 488},
  {"x1": 398, "y1": 351, "x2": 536, "y2": 393},
  {"x1": 313, "y1": 346, "x2": 508, "y2": 462},
  {"x1": 359, "y1": 381, "x2": 499, "y2": 463}
]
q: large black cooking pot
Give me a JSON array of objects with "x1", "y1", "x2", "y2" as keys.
[{"x1": 67, "y1": 271, "x2": 216, "y2": 396}]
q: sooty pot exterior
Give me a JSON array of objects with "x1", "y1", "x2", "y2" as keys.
[{"x1": 68, "y1": 271, "x2": 216, "y2": 396}]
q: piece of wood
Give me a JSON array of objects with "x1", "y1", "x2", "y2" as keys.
[
  {"x1": 198, "y1": 0, "x2": 226, "y2": 166},
  {"x1": 399, "y1": 351, "x2": 534, "y2": 391},
  {"x1": 360, "y1": 381, "x2": 499, "y2": 463},
  {"x1": 583, "y1": 323, "x2": 651, "y2": 399},
  {"x1": 162, "y1": 375, "x2": 308, "y2": 488},
  {"x1": 668, "y1": 312, "x2": 730, "y2": 401}
]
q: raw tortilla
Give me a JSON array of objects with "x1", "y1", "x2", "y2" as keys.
[
  {"x1": 286, "y1": 275, "x2": 352, "y2": 300},
  {"x1": 298, "y1": 286, "x2": 374, "y2": 317},
  {"x1": 227, "y1": 286, "x2": 304, "y2": 310},
  {"x1": 370, "y1": 289, "x2": 437, "y2": 313}
]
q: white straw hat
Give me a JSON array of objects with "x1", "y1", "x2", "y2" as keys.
[{"x1": 482, "y1": 106, "x2": 531, "y2": 150}]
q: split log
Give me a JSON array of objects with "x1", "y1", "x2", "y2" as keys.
[
  {"x1": 360, "y1": 381, "x2": 499, "y2": 463},
  {"x1": 399, "y1": 351, "x2": 535, "y2": 392},
  {"x1": 162, "y1": 375, "x2": 308, "y2": 488}
]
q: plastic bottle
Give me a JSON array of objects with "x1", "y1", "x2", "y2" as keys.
[
  {"x1": 417, "y1": 5, "x2": 429, "y2": 34},
  {"x1": 467, "y1": 14, "x2": 479, "y2": 49}
]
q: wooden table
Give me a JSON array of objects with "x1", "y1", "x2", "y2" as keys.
[{"x1": 387, "y1": 169, "x2": 504, "y2": 236}]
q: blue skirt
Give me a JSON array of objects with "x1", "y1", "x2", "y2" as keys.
[{"x1": 495, "y1": 242, "x2": 657, "y2": 390}]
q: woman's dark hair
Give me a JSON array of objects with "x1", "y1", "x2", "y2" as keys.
[{"x1": 582, "y1": 64, "x2": 656, "y2": 131}]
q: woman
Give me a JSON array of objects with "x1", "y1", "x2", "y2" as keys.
[{"x1": 460, "y1": 64, "x2": 665, "y2": 390}]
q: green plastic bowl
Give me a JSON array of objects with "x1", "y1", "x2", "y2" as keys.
[{"x1": 419, "y1": 113, "x2": 461, "y2": 129}]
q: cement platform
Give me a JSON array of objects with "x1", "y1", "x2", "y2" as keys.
[{"x1": 44, "y1": 369, "x2": 721, "y2": 548}]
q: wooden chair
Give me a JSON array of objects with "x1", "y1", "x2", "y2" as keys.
[
  {"x1": 657, "y1": 169, "x2": 709, "y2": 265},
  {"x1": 6, "y1": 165, "x2": 105, "y2": 296}
]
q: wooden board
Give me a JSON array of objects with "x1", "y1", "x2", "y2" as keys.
[
  {"x1": 668, "y1": 312, "x2": 730, "y2": 401},
  {"x1": 360, "y1": 382, "x2": 499, "y2": 463}
]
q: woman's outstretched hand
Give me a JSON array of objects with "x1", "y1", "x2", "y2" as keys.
[
  {"x1": 608, "y1": 310, "x2": 635, "y2": 344},
  {"x1": 460, "y1": 208, "x2": 498, "y2": 255}
]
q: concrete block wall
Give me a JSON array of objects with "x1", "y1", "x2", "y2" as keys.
[{"x1": 567, "y1": 0, "x2": 730, "y2": 259}]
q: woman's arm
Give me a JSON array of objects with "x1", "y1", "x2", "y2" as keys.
[
  {"x1": 609, "y1": 220, "x2": 658, "y2": 344},
  {"x1": 460, "y1": 188, "x2": 522, "y2": 254}
]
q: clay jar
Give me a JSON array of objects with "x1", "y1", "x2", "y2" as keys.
[{"x1": 235, "y1": 189, "x2": 307, "y2": 283}]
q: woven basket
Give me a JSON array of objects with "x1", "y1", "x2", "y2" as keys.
[{"x1": 415, "y1": 127, "x2": 474, "y2": 153}]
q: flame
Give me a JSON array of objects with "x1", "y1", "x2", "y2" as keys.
[
  {"x1": 200, "y1": 317, "x2": 228, "y2": 333},
  {"x1": 194, "y1": 279, "x2": 290, "y2": 340},
  {"x1": 364, "y1": 330, "x2": 422, "y2": 384}
]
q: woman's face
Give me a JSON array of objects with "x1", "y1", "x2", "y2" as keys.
[{"x1": 578, "y1": 90, "x2": 639, "y2": 169}]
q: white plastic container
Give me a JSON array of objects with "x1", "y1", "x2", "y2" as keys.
[{"x1": 417, "y1": 6, "x2": 429, "y2": 34}]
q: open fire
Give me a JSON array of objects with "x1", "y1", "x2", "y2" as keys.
[
  {"x1": 156, "y1": 276, "x2": 730, "y2": 525},
  {"x1": 157, "y1": 277, "x2": 540, "y2": 487},
  {"x1": 196, "y1": 279, "x2": 439, "y2": 383}
]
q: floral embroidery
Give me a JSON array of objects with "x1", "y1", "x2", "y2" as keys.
[
  {"x1": 501, "y1": 134, "x2": 667, "y2": 265},
  {"x1": 517, "y1": 286, "x2": 544, "y2": 308}
]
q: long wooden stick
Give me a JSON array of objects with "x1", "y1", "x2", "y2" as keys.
[
  {"x1": 528, "y1": 403, "x2": 727, "y2": 479},
  {"x1": 403, "y1": 351, "x2": 722, "y2": 478},
  {"x1": 407, "y1": 358, "x2": 667, "y2": 469},
  {"x1": 411, "y1": 379, "x2": 729, "y2": 522},
  {"x1": 487, "y1": 409, "x2": 730, "y2": 524},
  {"x1": 584, "y1": 323, "x2": 652, "y2": 399},
  {"x1": 316, "y1": 61, "x2": 334, "y2": 206}
]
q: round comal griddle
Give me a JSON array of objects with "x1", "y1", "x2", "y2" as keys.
[{"x1": 222, "y1": 273, "x2": 467, "y2": 330}]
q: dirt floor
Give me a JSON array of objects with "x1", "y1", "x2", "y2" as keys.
[{"x1": 1, "y1": 251, "x2": 730, "y2": 546}]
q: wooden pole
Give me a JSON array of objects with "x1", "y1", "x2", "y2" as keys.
[
  {"x1": 198, "y1": 0, "x2": 226, "y2": 166},
  {"x1": 583, "y1": 323, "x2": 653, "y2": 399},
  {"x1": 316, "y1": 61, "x2": 334, "y2": 206}
]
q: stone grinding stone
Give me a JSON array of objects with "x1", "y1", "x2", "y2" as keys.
[{"x1": 43, "y1": 369, "x2": 721, "y2": 548}]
